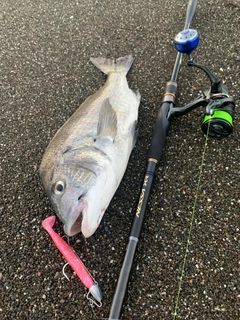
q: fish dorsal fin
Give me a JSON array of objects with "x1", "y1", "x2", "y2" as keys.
[{"x1": 96, "y1": 98, "x2": 117, "y2": 143}]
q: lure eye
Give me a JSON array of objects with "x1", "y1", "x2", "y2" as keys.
[{"x1": 53, "y1": 181, "x2": 65, "y2": 195}]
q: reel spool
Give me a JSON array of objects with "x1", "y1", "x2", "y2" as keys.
[
  {"x1": 201, "y1": 98, "x2": 235, "y2": 139},
  {"x1": 174, "y1": 29, "x2": 199, "y2": 54}
]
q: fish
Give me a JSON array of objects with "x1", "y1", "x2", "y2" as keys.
[{"x1": 40, "y1": 55, "x2": 141, "y2": 238}]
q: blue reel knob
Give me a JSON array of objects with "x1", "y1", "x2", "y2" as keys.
[{"x1": 174, "y1": 29, "x2": 199, "y2": 54}]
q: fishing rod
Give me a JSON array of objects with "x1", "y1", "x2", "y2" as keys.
[{"x1": 108, "y1": 0, "x2": 235, "y2": 319}]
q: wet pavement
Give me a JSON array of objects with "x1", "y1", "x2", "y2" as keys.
[{"x1": 1, "y1": 0, "x2": 239, "y2": 319}]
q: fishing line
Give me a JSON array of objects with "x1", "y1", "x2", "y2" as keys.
[{"x1": 173, "y1": 120, "x2": 210, "y2": 319}]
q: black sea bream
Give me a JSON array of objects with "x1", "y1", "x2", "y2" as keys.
[{"x1": 40, "y1": 55, "x2": 141, "y2": 237}]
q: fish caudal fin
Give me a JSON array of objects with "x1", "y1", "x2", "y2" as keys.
[{"x1": 90, "y1": 55, "x2": 134, "y2": 76}]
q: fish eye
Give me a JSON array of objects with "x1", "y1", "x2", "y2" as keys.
[{"x1": 53, "y1": 181, "x2": 65, "y2": 195}]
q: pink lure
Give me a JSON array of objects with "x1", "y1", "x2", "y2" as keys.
[{"x1": 42, "y1": 216, "x2": 102, "y2": 302}]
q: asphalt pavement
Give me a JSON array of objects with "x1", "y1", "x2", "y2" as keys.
[{"x1": 1, "y1": 0, "x2": 239, "y2": 319}]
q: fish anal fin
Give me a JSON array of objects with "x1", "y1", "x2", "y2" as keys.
[{"x1": 96, "y1": 98, "x2": 117, "y2": 143}]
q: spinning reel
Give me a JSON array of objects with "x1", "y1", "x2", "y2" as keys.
[{"x1": 172, "y1": 29, "x2": 235, "y2": 139}]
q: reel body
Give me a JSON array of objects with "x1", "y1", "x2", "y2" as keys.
[{"x1": 169, "y1": 89, "x2": 235, "y2": 140}]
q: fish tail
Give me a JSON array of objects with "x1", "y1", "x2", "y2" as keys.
[{"x1": 90, "y1": 55, "x2": 134, "y2": 75}]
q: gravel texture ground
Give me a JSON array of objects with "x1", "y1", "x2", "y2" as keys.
[{"x1": 1, "y1": 0, "x2": 239, "y2": 319}]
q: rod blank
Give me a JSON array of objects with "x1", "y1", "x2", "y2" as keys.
[{"x1": 108, "y1": 1, "x2": 198, "y2": 319}]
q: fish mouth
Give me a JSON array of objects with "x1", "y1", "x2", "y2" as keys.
[
  {"x1": 64, "y1": 212, "x2": 83, "y2": 236},
  {"x1": 63, "y1": 203, "x2": 85, "y2": 236}
]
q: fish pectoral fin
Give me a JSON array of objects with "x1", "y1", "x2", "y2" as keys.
[{"x1": 96, "y1": 98, "x2": 117, "y2": 143}]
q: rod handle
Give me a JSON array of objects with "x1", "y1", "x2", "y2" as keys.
[{"x1": 147, "y1": 102, "x2": 171, "y2": 162}]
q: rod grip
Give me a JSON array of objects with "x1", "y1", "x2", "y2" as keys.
[{"x1": 147, "y1": 102, "x2": 171, "y2": 162}]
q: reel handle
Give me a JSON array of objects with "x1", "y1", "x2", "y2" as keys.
[{"x1": 187, "y1": 57, "x2": 222, "y2": 93}]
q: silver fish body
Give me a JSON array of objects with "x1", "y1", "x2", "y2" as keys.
[{"x1": 40, "y1": 55, "x2": 141, "y2": 237}]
